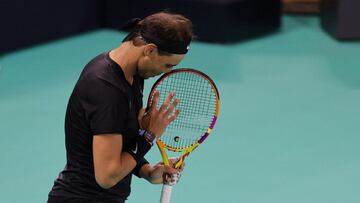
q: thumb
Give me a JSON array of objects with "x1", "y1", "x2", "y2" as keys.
[
  {"x1": 138, "y1": 107, "x2": 146, "y2": 124},
  {"x1": 164, "y1": 165, "x2": 178, "y2": 174}
]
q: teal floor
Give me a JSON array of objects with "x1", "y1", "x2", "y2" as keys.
[{"x1": 1, "y1": 15, "x2": 360, "y2": 203}]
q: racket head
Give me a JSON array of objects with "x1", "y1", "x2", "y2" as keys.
[{"x1": 147, "y1": 68, "x2": 220, "y2": 152}]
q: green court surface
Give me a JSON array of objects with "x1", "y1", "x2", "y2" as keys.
[{"x1": 1, "y1": 15, "x2": 360, "y2": 203}]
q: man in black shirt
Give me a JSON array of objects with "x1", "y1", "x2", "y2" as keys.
[{"x1": 48, "y1": 12, "x2": 194, "y2": 202}]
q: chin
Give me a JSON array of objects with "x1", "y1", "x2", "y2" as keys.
[
  {"x1": 138, "y1": 72, "x2": 148, "y2": 79},
  {"x1": 147, "y1": 73, "x2": 159, "y2": 79},
  {"x1": 141, "y1": 74, "x2": 152, "y2": 79}
]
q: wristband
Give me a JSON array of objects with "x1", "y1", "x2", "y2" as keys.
[
  {"x1": 125, "y1": 136, "x2": 152, "y2": 164},
  {"x1": 138, "y1": 129, "x2": 157, "y2": 146},
  {"x1": 132, "y1": 158, "x2": 150, "y2": 178}
]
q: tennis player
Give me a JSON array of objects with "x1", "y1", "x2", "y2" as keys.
[{"x1": 47, "y1": 11, "x2": 194, "y2": 203}]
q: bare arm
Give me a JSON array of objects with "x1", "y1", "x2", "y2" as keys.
[
  {"x1": 93, "y1": 134, "x2": 136, "y2": 189},
  {"x1": 93, "y1": 92, "x2": 180, "y2": 188}
]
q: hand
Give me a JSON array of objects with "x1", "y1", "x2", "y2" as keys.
[
  {"x1": 138, "y1": 91, "x2": 180, "y2": 138},
  {"x1": 163, "y1": 157, "x2": 185, "y2": 185},
  {"x1": 147, "y1": 157, "x2": 185, "y2": 185},
  {"x1": 163, "y1": 172, "x2": 180, "y2": 186}
]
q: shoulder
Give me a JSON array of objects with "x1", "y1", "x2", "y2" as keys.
[{"x1": 76, "y1": 53, "x2": 127, "y2": 95}]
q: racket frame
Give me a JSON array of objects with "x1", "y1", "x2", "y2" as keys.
[{"x1": 147, "y1": 68, "x2": 220, "y2": 168}]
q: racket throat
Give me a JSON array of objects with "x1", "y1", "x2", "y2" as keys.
[{"x1": 157, "y1": 141, "x2": 171, "y2": 166}]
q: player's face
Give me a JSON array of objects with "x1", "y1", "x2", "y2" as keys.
[{"x1": 138, "y1": 49, "x2": 185, "y2": 79}]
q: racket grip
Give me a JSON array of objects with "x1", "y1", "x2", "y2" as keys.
[{"x1": 160, "y1": 184, "x2": 173, "y2": 203}]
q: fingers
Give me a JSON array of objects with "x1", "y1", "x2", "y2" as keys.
[
  {"x1": 167, "y1": 157, "x2": 185, "y2": 173},
  {"x1": 167, "y1": 109, "x2": 180, "y2": 124},
  {"x1": 160, "y1": 93, "x2": 180, "y2": 123},
  {"x1": 137, "y1": 107, "x2": 146, "y2": 123},
  {"x1": 164, "y1": 165, "x2": 178, "y2": 174},
  {"x1": 164, "y1": 98, "x2": 180, "y2": 116},
  {"x1": 168, "y1": 157, "x2": 180, "y2": 166},
  {"x1": 163, "y1": 172, "x2": 180, "y2": 186},
  {"x1": 144, "y1": 91, "x2": 180, "y2": 136},
  {"x1": 149, "y1": 91, "x2": 159, "y2": 113},
  {"x1": 153, "y1": 91, "x2": 180, "y2": 122},
  {"x1": 159, "y1": 92, "x2": 175, "y2": 113},
  {"x1": 163, "y1": 165, "x2": 182, "y2": 185},
  {"x1": 156, "y1": 159, "x2": 184, "y2": 185}
]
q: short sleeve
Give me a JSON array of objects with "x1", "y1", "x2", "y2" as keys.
[{"x1": 78, "y1": 78, "x2": 129, "y2": 135}]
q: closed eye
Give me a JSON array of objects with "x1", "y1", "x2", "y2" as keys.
[{"x1": 166, "y1": 63, "x2": 177, "y2": 69}]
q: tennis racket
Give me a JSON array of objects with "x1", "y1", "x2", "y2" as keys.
[{"x1": 147, "y1": 68, "x2": 220, "y2": 203}]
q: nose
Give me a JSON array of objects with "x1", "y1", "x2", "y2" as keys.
[{"x1": 164, "y1": 67, "x2": 173, "y2": 73}]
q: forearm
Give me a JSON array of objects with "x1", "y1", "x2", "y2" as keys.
[
  {"x1": 139, "y1": 164, "x2": 151, "y2": 182},
  {"x1": 95, "y1": 152, "x2": 137, "y2": 188},
  {"x1": 112, "y1": 152, "x2": 138, "y2": 184},
  {"x1": 93, "y1": 134, "x2": 151, "y2": 189},
  {"x1": 139, "y1": 163, "x2": 164, "y2": 184}
]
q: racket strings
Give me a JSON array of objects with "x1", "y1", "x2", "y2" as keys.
[
  {"x1": 160, "y1": 74, "x2": 216, "y2": 118},
  {"x1": 153, "y1": 71, "x2": 217, "y2": 149},
  {"x1": 157, "y1": 74, "x2": 215, "y2": 125}
]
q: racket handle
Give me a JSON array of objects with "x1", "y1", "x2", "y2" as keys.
[{"x1": 160, "y1": 184, "x2": 173, "y2": 203}]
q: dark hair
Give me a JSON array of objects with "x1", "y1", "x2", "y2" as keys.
[{"x1": 122, "y1": 12, "x2": 194, "y2": 55}]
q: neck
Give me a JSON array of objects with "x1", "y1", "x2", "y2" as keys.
[{"x1": 109, "y1": 42, "x2": 140, "y2": 84}]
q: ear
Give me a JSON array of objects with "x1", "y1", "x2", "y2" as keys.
[{"x1": 143, "y1": 43, "x2": 158, "y2": 57}]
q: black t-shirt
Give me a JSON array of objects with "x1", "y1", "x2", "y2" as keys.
[{"x1": 48, "y1": 52, "x2": 148, "y2": 202}]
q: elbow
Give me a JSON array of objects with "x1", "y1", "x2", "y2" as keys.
[
  {"x1": 95, "y1": 175, "x2": 117, "y2": 189},
  {"x1": 94, "y1": 161, "x2": 124, "y2": 189},
  {"x1": 95, "y1": 170, "x2": 119, "y2": 189}
]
